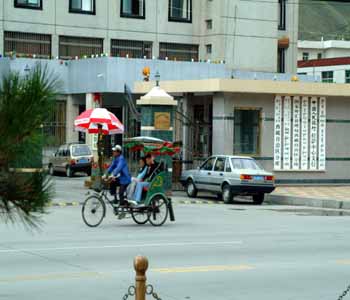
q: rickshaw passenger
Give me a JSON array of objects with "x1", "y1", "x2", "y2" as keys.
[
  {"x1": 132, "y1": 154, "x2": 160, "y2": 203},
  {"x1": 103, "y1": 145, "x2": 131, "y2": 204},
  {"x1": 126, "y1": 157, "x2": 147, "y2": 199}
]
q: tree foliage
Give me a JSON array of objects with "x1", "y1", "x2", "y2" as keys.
[{"x1": 0, "y1": 64, "x2": 60, "y2": 228}]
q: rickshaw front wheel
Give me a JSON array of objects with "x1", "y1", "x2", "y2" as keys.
[
  {"x1": 82, "y1": 196, "x2": 106, "y2": 227},
  {"x1": 148, "y1": 195, "x2": 169, "y2": 227}
]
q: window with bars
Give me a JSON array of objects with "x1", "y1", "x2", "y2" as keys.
[
  {"x1": 169, "y1": 0, "x2": 192, "y2": 23},
  {"x1": 206, "y1": 19, "x2": 212, "y2": 29},
  {"x1": 69, "y1": 0, "x2": 95, "y2": 14},
  {"x1": 206, "y1": 44, "x2": 212, "y2": 54},
  {"x1": 322, "y1": 71, "x2": 334, "y2": 83},
  {"x1": 159, "y1": 42, "x2": 198, "y2": 61},
  {"x1": 278, "y1": 0, "x2": 286, "y2": 30},
  {"x1": 234, "y1": 109, "x2": 261, "y2": 155},
  {"x1": 346, "y1": 70, "x2": 350, "y2": 83},
  {"x1": 14, "y1": 0, "x2": 42, "y2": 9},
  {"x1": 4, "y1": 31, "x2": 51, "y2": 58},
  {"x1": 111, "y1": 39, "x2": 152, "y2": 58},
  {"x1": 59, "y1": 36, "x2": 103, "y2": 59},
  {"x1": 120, "y1": 0, "x2": 145, "y2": 18},
  {"x1": 302, "y1": 52, "x2": 309, "y2": 61},
  {"x1": 43, "y1": 101, "x2": 67, "y2": 146}
]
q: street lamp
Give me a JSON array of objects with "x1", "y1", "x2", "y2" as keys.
[
  {"x1": 155, "y1": 71, "x2": 160, "y2": 87},
  {"x1": 24, "y1": 64, "x2": 31, "y2": 78}
]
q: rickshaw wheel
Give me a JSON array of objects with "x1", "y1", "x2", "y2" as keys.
[
  {"x1": 131, "y1": 209, "x2": 149, "y2": 225},
  {"x1": 148, "y1": 195, "x2": 169, "y2": 227},
  {"x1": 82, "y1": 196, "x2": 106, "y2": 227}
]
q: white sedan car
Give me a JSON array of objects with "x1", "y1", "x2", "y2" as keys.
[{"x1": 180, "y1": 155, "x2": 275, "y2": 204}]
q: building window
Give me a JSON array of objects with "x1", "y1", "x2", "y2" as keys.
[
  {"x1": 277, "y1": 48, "x2": 285, "y2": 73},
  {"x1": 169, "y1": 0, "x2": 192, "y2": 23},
  {"x1": 234, "y1": 109, "x2": 260, "y2": 155},
  {"x1": 120, "y1": 0, "x2": 145, "y2": 19},
  {"x1": 322, "y1": 71, "x2": 333, "y2": 83},
  {"x1": 278, "y1": 0, "x2": 286, "y2": 30},
  {"x1": 206, "y1": 44, "x2": 212, "y2": 54},
  {"x1": 159, "y1": 42, "x2": 198, "y2": 61},
  {"x1": 4, "y1": 31, "x2": 51, "y2": 58},
  {"x1": 43, "y1": 101, "x2": 67, "y2": 146},
  {"x1": 59, "y1": 36, "x2": 103, "y2": 59},
  {"x1": 302, "y1": 52, "x2": 309, "y2": 61},
  {"x1": 345, "y1": 70, "x2": 350, "y2": 83},
  {"x1": 206, "y1": 19, "x2": 212, "y2": 29},
  {"x1": 111, "y1": 39, "x2": 152, "y2": 58},
  {"x1": 14, "y1": 0, "x2": 42, "y2": 9},
  {"x1": 317, "y1": 53, "x2": 322, "y2": 59},
  {"x1": 69, "y1": 0, "x2": 95, "y2": 15}
]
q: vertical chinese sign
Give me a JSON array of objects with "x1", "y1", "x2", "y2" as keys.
[
  {"x1": 273, "y1": 96, "x2": 326, "y2": 171},
  {"x1": 283, "y1": 96, "x2": 291, "y2": 170},
  {"x1": 292, "y1": 97, "x2": 301, "y2": 170},
  {"x1": 301, "y1": 97, "x2": 309, "y2": 170},
  {"x1": 274, "y1": 96, "x2": 282, "y2": 170},
  {"x1": 318, "y1": 97, "x2": 326, "y2": 170}
]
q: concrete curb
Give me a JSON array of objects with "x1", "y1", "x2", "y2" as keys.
[
  {"x1": 48, "y1": 202, "x2": 81, "y2": 207},
  {"x1": 266, "y1": 194, "x2": 350, "y2": 210}
]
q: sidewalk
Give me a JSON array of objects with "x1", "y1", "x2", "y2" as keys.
[{"x1": 266, "y1": 186, "x2": 350, "y2": 210}]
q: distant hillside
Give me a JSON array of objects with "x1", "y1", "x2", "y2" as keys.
[{"x1": 299, "y1": 0, "x2": 350, "y2": 40}]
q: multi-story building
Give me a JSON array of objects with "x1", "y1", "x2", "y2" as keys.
[
  {"x1": 0, "y1": 0, "x2": 298, "y2": 73},
  {"x1": 298, "y1": 40, "x2": 350, "y2": 83},
  {"x1": 8, "y1": 1, "x2": 350, "y2": 186}
]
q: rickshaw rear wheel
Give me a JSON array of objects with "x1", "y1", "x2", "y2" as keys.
[
  {"x1": 131, "y1": 209, "x2": 150, "y2": 225},
  {"x1": 82, "y1": 196, "x2": 106, "y2": 227},
  {"x1": 148, "y1": 195, "x2": 169, "y2": 227}
]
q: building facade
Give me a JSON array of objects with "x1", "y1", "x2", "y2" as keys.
[
  {"x1": 0, "y1": 0, "x2": 297, "y2": 73},
  {"x1": 298, "y1": 40, "x2": 350, "y2": 84}
]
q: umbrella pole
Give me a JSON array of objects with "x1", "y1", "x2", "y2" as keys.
[{"x1": 97, "y1": 124, "x2": 104, "y2": 177}]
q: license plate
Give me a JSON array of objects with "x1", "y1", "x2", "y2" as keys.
[
  {"x1": 254, "y1": 176, "x2": 264, "y2": 181},
  {"x1": 78, "y1": 158, "x2": 88, "y2": 164}
]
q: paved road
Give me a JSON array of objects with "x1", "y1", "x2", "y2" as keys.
[{"x1": 1, "y1": 177, "x2": 350, "y2": 300}]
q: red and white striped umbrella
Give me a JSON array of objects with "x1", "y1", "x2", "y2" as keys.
[{"x1": 74, "y1": 108, "x2": 124, "y2": 135}]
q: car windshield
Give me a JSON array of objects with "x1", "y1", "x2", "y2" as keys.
[
  {"x1": 71, "y1": 145, "x2": 91, "y2": 156},
  {"x1": 231, "y1": 158, "x2": 262, "y2": 170}
]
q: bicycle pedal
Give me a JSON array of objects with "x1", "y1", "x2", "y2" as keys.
[{"x1": 118, "y1": 213, "x2": 126, "y2": 220}]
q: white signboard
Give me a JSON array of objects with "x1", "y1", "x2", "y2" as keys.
[
  {"x1": 309, "y1": 97, "x2": 318, "y2": 170},
  {"x1": 274, "y1": 96, "x2": 283, "y2": 170},
  {"x1": 318, "y1": 97, "x2": 327, "y2": 170},
  {"x1": 283, "y1": 96, "x2": 291, "y2": 170},
  {"x1": 301, "y1": 97, "x2": 309, "y2": 170},
  {"x1": 292, "y1": 97, "x2": 301, "y2": 169}
]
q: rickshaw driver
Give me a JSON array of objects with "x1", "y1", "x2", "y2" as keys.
[{"x1": 102, "y1": 145, "x2": 131, "y2": 205}]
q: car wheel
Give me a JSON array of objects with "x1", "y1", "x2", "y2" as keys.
[
  {"x1": 66, "y1": 166, "x2": 73, "y2": 178},
  {"x1": 48, "y1": 164, "x2": 55, "y2": 176},
  {"x1": 253, "y1": 193, "x2": 264, "y2": 205},
  {"x1": 216, "y1": 193, "x2": 223, "y2": 200},
  {"x1": 222, "y1": 184, "x2": 233, "y2": 204},
  {"x1": 186, "y1": 179, "x2": 198, "y2": 198}
]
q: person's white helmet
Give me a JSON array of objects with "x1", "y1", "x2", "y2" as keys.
[{"x1": 112, "y1": 145, "x2": 122, "y2": 152}]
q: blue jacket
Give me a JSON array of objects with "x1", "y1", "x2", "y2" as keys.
[{"x1": 107, "y1": 155, "x2": 131, "y2": 185}]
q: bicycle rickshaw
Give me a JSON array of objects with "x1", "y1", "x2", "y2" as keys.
[{"x1": 81, "y1": 136, "x2": 179, "y2": 227}]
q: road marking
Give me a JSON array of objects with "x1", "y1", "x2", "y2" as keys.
[
  {"x1": 152, "y1": 265, "x2": 255, "y2": 273},
  {"x1": 336, "y1": 259, "x2": 350, "y2": 265},
  {"x1": 0, "y1": 272, "x2": 107, "y2": 283},
  {"x1": 0, "y1": 241, "x2": 242, "y2": 253}
]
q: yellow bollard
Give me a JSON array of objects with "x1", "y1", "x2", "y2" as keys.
[{"x1": 134, "y1": 256, "x2": 149, "y2": 300}]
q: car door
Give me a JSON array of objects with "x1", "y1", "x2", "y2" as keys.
[
  {"x1": 57, "y1": 145, "x2": 67, "y2": 171},
  {"x1": 212, "y1": 157, "x2": 226, "y2": 192},
  {"x1": 196, "y1": 157, "x2": 216, "y2": 191}
]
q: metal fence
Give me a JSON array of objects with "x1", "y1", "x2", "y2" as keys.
[{"x1": 59, "y1": 36, "x2": 103, "y2": 59}]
